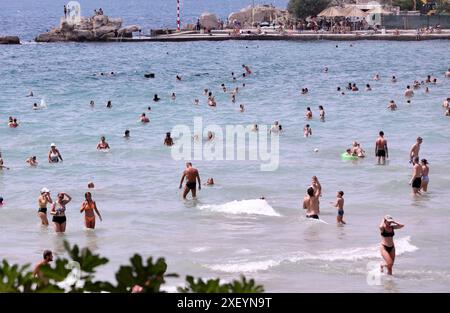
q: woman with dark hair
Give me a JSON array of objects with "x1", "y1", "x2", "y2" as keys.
[
  {"x1": 80, "y1": 192, "x2": 102, "y2": 229},
  {"x1": 421, "y1": 159, "x2": 430, "y2": 192}
]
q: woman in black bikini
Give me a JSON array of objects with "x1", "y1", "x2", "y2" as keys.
[
  {"x1": 379, "y1": 215, "x2": 404, "y2": 275},
  {"x1": 50, "y1": 192, "x2": 72, "y2": 233}
]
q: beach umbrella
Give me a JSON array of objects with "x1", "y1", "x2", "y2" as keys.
[
  {"x1": 342, "y1": 7, "x2": 368, "y2": 18},
  {"x1": 317, "y1": 6, "x2": 346, "y2": 17},
  {"x1": 318, "y1": 6, "x2": 345, "y2": 30}
]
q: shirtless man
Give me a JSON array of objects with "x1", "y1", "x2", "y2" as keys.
[
  {"x1": 38, "y1": 188, "x2": 53, "y2": 226},
  {"x1": 387, "y1": 100, "x2": 397, "y2": 111},
  {"x1": 179, "y1": 162, "x2": 201, "y2": 199},
  {"x1": 33, "y1": 250, "x2": 53, "y2": 280},
  {"x1": 375, "y1": 131, "x2": 388, "y2": 165},
  {"x1": 164, "y1": 132, "x2": 174, "y2": 146},
  {"x1": 270, "y1": 121, "x2": 280, "y2": 134},
  {"x1": 410, "y1": 157, "x2": 423, "y2": 195},
  {"x1": 409, "y1": 137, "x2": 422, "y2": 164},
  {"x1": 404, "y1": 85, "x2": 414, "y2": 98},
  {"x1": 303, "y1": 186, "x2": 320, "y2": 219}
]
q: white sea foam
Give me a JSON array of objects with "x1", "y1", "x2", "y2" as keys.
[
  {"x1": 197, "y1": 199, "x2": 281, "y2": 217},
  {"x1": 205, "y1": 236, "x2": 418, "y2": 273}
]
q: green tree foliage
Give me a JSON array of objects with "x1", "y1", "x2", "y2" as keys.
[
  {"x1": 394, "y1": 0, "x2": 415, "y2": 10},
  {"x1": 288, "y1": 0, "x2": 332, "y2": 19},
  {"x1": 0, "y1": 241, "x2": 263, "y2": 293},
  {"x1": 178, "y1": 275, "x2": 264, "y2": 293}
]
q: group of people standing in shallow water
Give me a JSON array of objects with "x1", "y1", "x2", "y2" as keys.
[
  {"x1": 38, "y1": 187, "x2": 102, "y2": 233},
  {"x1": 2, "y1": 54, "x2": 449, "y2": 281}
]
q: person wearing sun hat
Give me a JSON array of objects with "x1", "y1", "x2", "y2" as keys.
[
  {"x1": 379, "y1": 215, "x2": 404, "y2": 275},
  {"x1": 38, "y1": 187, "x2": 53, "y2": 226},
  {"x1": 48, "y1": 143, "x2": 63, "y2": 163}
]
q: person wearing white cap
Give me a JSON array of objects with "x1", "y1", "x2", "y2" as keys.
[
  {"x1": 38, "y1": 188, "x2": 53, "y2": 226},
  {"x1": 48, "y1": 143, "x2": 63, "y2": 163},
  {"x1": 379, "y1": 215, "x2": 404, "y2": 275}
]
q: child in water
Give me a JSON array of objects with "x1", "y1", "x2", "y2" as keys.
[{"x1": 331, "y1": 191, "x2": 345, "y2": 224}]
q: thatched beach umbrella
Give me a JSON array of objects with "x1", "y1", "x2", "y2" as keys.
[
  {"x1": 342, "y1": 7, "x2": 368, "y2": 18},
  {"x1": 317, "y1": 6, "x2": 346, "y2": 18},
  {"x1": 318, "y1": 6, "x2": 345, "y2": 30}
]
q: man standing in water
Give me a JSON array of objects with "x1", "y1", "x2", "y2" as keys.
[
  {"x1": 303, "y1": 186, "x2": 320, "y2": 220},
  {"x1": 179, "y1": 162, "x2": 201, "y2": 199},
  {"x1": 409, "y1": 137, "x2": 423, "y2": 164},
  {"x1": 410, "y1": 157, "x2": 423, "y2": 195},
  {"x1": 375, "y1": 131, "x2": 388, "y2": 165},
  {"x1": 33, "y1": 250, "x2": 53, "y2": 279}
]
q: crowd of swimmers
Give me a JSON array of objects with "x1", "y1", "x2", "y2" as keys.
[{"x1": 2, "y1": 57, "x2": 449, "y2": 283}]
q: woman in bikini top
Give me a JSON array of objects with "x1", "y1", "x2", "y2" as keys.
[
  {"x1": 379, "y1": 215, "x2": 404, "y2": 275},
  {"x1": 80, "y1": 192, "x2": 102, "y2": 229}
]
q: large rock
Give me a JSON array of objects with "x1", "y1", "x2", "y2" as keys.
[
  {"x1": 199, "y1": 12, "x2": 220, "y2": 29},
  {"x1": 228, "y1": 5, "x2": 289, "y2": 28},
  {"x1": 0, "y1": 36, "x2": 20, "y2": 44},
  {"x1": 35, "y1": 14, "x2": 135, "y2": 42},
  {"x1": 118, "y1": 25, "x2": 140, "y2": 36}
]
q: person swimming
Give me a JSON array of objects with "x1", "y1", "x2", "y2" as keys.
[
  {"x1": 387, "y1": 100, "x2": 397, "y2": 111},
  {"x1": 26, "y1": 156, "x2": 38, "y2": 166},
  {"x1": 0, "y1": 152, "x2": 10, "y2": 170},
  {"x1": 270, "y1": 121, "x2": 279, "y2": 134},
  {"x1": 80, "y1": 192, "x2": 102, "y2": 229},
  {"x1": 8, "y1": 118, "x2": 18, "y2": 128},
  {"x1": 124, "y1": 129, "x2": 130, "y2": 138},
  {"x1": 88, "y1": 182, "x2": 95, "y2": 189},
  {"x1": 304, "y1": 124, "x2": 312, "y2": 137},
  {"x1": 239, "y1": 104, "x2": 245, "y2": 112},
  {"x1": 153, "y1": 94, "x2": 161, "y2": 102},
  {"x1": 319, "y1": 105, "x2": 325, "y2": 122},
  {"x1": 27, "y1": 90, "x2": 34, "y2": 97},
  {"x1": 373, "y1": 73, "x2": 380, "y2": 81},
  {"x1": 106, "y1": 100, "x2": 112, "y2": 108},
  {"x1": 194, "y1": 99, "x2": 199, "y2": 105},
  {"x1": 365, "y1": 84, "x2": 372, "y2": 91},
  {"x1": 171, "y1": 92, "x2": 176, "y2": 100},
  {"x1": 305, "y1": 107, "x2": 312, "y2": 119},
  {"x1": 391, "y1": 76, "x2": 397, "y2": 83},
  {"x1": 351, "y1": 83, "x2": 359, "y2": 91},
  {"x1": 404, "y1": 85, "x2": 414, "y2": 97},
  {"x1": 205, "y1": 177, "x2": 214, "y2": 186},
  {"x1": 97, "y1": 136, "x2": 110, "y2": 150},
  {"x1": 48, "y1": 144, "x2": 63, "y2": 163},
  {"x1": 176, "y1": 75, "x2": 182, "y2": 81},
  {"x1": 164, "y1": 132, "x2": 174, "y2": 146},
  {"x1": 140, "y1": 113, "x2": 150, "y2": 123}
]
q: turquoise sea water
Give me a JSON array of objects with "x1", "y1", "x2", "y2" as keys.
[{"x1": 1, "y1": 40, "x2": 449, "y2": 292}]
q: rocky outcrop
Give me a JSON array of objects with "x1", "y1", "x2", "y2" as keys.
[
  {"x1": 35, "y1": 15, "x2": 140, "y2": 42},
  {"x1": 199, "y1": 13, "x2": 220, "y2": 29},
  {"x1": 0, "y1": 36, "x2": 20, "y2": 44},
  {"x1": 228, "y1": 5, "x2": 290, "y2": 28}
]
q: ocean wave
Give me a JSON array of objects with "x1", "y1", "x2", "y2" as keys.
[
  {"x1": 205, "y1": 236, "x2": 418, "y2": 273},
  {"x1": 197, "y1": 199, "x2": 281, "y2": 217}
]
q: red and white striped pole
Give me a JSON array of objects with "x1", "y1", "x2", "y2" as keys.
[{"x1": 177, "y1": 0, "x2": 181, "y2": 31}]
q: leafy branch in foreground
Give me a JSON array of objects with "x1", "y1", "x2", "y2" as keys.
[{"x1": 0, "y1": 241, "x2": 264, "y2": 293}]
